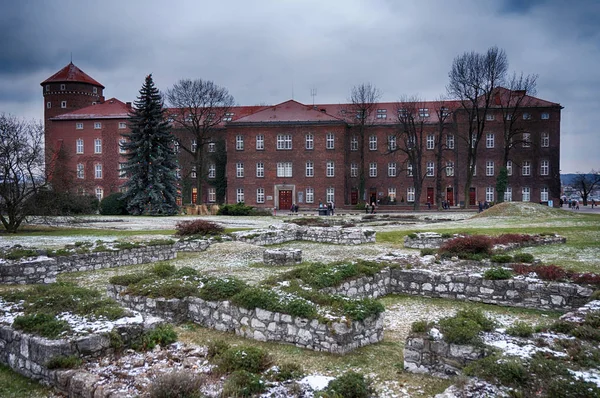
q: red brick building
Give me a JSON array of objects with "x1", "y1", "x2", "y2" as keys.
[{"x1": 42, "y1": 63, "x2": 562, "y2": 209}]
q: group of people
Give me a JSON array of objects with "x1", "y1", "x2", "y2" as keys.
[
  {"x1": 318, "y1": 201, "x2": 335, "y2": 215},
  {"x1": 365, "y1": 201, "x2": 377, "y2": 214},
  {"x1": 478, "y1": 200, "x2": 490, "y2": 213}
]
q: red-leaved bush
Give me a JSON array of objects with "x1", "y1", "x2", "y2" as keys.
[
  {"x1": 572, "y1": 273, "x2": 600, "y2": 286},
  {"x1": 439, "y1": 235, "x2": 493, "y2": 256},
  {"x1": 176, "y1": 219, "x2": 224, "y2": 236},
  {"x1": 533, "y1": 264, "x2": 567, "y2": 281},
  {"x1": 492, "y1": 234, "x2": 534, "y2": 245}
]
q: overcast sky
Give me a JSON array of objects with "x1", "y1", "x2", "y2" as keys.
[{"x1": 1, "y1": 0, "x2": 598, "y2": 173}]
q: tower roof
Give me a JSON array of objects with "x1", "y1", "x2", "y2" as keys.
[{"x1": 41, "y1": 62, "x2": 105, "y2": 88}]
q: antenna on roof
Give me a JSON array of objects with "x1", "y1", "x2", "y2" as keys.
[
  {"x1": 310, "y1": 87, "x2": 317, "y2": 106},
  {"x1": 70, "y1": 52, "x2": 73, "y2": 63}
]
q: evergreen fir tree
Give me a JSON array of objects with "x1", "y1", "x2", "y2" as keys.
[{"x1": 121, "y1": 74, "x2": 179, "y2": 215}]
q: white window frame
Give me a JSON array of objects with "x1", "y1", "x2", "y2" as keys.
[
  {"x1": 94, "y1": 139, "x2": 102, "y2": 154},
  {"x1": 419, "y1": 108, "x2": 429, "y2": 117},
  {"x1": 256, "y1": 162, "x2": 264, "y2": 178},
  {"x1": 369, "y1": 135, "x2": 377, "y2": 151},
  {"x1": 277, "y1": 134, "x2": 292, "y2": 150},
  {"x1": 540, "y1": 160, "x2": 549, "y2": 176},
  {"x1": 326, "y1": 161, "x2": 335, "y2": 177},
  {"x1": 507, "y1": 160, "x2": 513, "y2": 176},
  {"x1": 388, "y1": 162, "x2": 397, "y2": 177},
  {"x1": 486, "y1": 186, "x2": 494, "y2": 202},
  {"x1": 388, "y1": 135, "x2": 397, "y2": 151},
  {"x1": 277, "y1": 162, "x2": 293, "y2": 177},
  {"x1": 369, "y1": 162, "x2": 377, "y2": 177},
  {"x1": 95, "y1": 164, "x2": 102, "y2": 179},
  {"x1": 77, "y1": 163, "x2": 84, "y2": 179},
  {"x1": 407, "y1": 187, "x2": 415, "y2": 202},
  {"x1": 376, "y1": 109, "x2": 387, "y2": 119},
  {"x1": 118, "y1": 163, "x2": 126, "y2": 179},
  {"x1": 426, "y1": 135, "x2": 434, "y2": 150},
  {"x1": 76, "y1": 139, "x2": 84, "y2": 154},
  {"x1": 407, "y1": 163, "x2": 413, "y2": 177},
  {"x1": 191, "y1": 139, "x2": 197, "y2": 153},
  {"x1": 306, "y1": 188, "x2": 314, "y2": 203},
  {"x1": 118, "y1": 122, "x2": 126, "y2": 129},
  {"x1": 486, "y1": 114, "x2": 495, "y2": 121},
  {"x1": 94, "y1": 122, "x2": 101, "y2": 129},
  {"x1": 486, "y1": 133, "x2": 494, "y2": 148},
  {"x1": 504, "y1": 186, "x2": 512, "y2": 202},
  {"x1": 236, "y1": 188, "x2": 244, "y2": 203},
  {"x1": 76, "y1": 122, "x2": 83, "y2": 130},
  {"x1": 305, "y1": 161, "x2": 314, "y2": 177},
  {"x1": 208, "y1": 142, "x2": 216, "y2": 152},
  {"x1": 541, "y1": 113, "x2": 549, "y2": 120},
  {"x1": 223, "y1": 112, "x2": 234, "y2": 122},
  {"x1": 256, "y1": 188, "x2": 265, "y2": 204},
  {"x1": 541, "y1": 132, "x2": 549, "y2": 147},
  {"x1": 61, "y1": 101, "x2": 67, "y2": 109},
  {"x1": 388, "y1": 187, "x2": 396, "y2": 201},
  {"x1": 326, "y1": 187, "x2": 335, "y2": 204},
  {"x1": 305, "y1": 133, "x2": 314, "y2": 150},
  {"x1": 446, "y1": 161, "x2": 454, "y2": 177},
  {"x1": 523, "y1": 133, "x2": 531, "y2": 147},
  {"x1": 191, "y1": 166, "x2": 197, "y2": 178},
  {"x1": 446, "y1": 134, "x2": 455, "y2": 149},
  {"x1": 426, "y1": 161, "x2": 434, "y2": 177},
  {"x1": 47, "y1": 102, "x2": 51, "y2": 109},
  {"x1": 350, "y1": 163, "x2": 358, "y2": 178},
  {"x1": 60, "y1": 84, "x2": 66, "y2": 91},
  {"x1": 208, "y1": 164, "x2": 216, "y2": 179},
  {"x1": 522, "y1": 161, "x2": 531, "y2": 176},
  {"x1": 522, "y1": 187, "x2": 531, "y2": 202},
  {"x1": 208, "y1": 188, "x2": 216, "y2": 203},
  {"x1": 95, "y1": 187, "x2": 103, "y2": 200},
  {"x1": 236, "y1": 135, "x2": 244, "y2": 150},
  {"x1": 93, "y1": 87, "x2": 98, "y2": 94},
  {"x1": 256, "y1": 135, "x2": 264, "y2": 150},
  {"x1": 350, "y1": 136, "x2": 358, "y2": 151},
  {"x1": 326, "y1": 132, "x2": 334, "y2": 149},
  {"x1": 486, "y1": 160, "x2": 494, "y2": 176},
  {"x1": 541, "y1": 187, "x2": 549, "y2": 202},
  {"x1": 523, "y1": 112, "x2": 531, "y2": 120},
  {"x1": 236, "y1": 162, "x2": 244, "y2": 178}
]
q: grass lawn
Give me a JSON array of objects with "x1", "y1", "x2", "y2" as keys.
[{"x1": 0, "y1": 364, "x2": 55, "y2": 398}]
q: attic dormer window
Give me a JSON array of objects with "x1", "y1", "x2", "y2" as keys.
[
  {"x1": 60, "y1": 84, "x2": 66, "y2": 90},
  {"x1": 45, "y1": 85, "x2": 50, "y2": 92},
  {"x1": 93, "y1": 87, "x2": 98, "y2": 94},
  {"x1": 223, "y1": 112, "x2": 234, "y2": 122},
  {"x1": 376, "y1": 109, "x2": 387, "y2": 119}
]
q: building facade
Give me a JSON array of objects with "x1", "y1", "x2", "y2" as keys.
[{"x1": 42, "y1": 63, "x2": 562, "y2": 208}]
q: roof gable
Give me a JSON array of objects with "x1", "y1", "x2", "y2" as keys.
[
  {"x1": 41, "y1": 62, "x2": 105, "y2": 88},
  {"x1": 231, "y1": 100, "x2": 344, "y2": 124}
]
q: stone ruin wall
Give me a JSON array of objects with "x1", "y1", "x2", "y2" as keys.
[
  {"x1": 403, "y1": 232, "x2": 566, "y2": 250},
  {"x1": 107, "y1": 284, "x2": 384, "y2": 355},
  {"x1": 232, "y1": 224, "x2": 376, "y2": 246}
]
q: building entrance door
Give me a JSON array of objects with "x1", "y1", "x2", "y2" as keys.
[
  {"x1": 426, "y1": 187, "x2": 434, "y2": 205},
  {"x1": 279, "y1": 190, "x2": 293, "y2": 210},
  {"x1": 369, "y1": 190, "x2": 377, "y2": 205},
  {"x1": 446, "y1": 187, "x2": 454, "y2": 206},
  {"x1": 351, "y1": 189, "x2": 358, "y2": 205},
  {"x1": 469, "y1": 187, "x2": 476, "y2": 206}
]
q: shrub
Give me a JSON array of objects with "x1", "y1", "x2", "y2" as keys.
[
  {"x1": 513, "y1": 253, "x2": 535, "y2": 263},
  {"x1": 207, "y1": 340, "x2": 230, "y2": 359},
  {"x1": 217, "y1": 203, "x2": 254, "y2": 216},
  {"x1": 572, "y1": 273, "x2": 600, "y2": 286},
  {"x1": 45, "y1": 355, "x2": 82, "y2": 369},
  {"x1": 483, "y1": 267, "x2": 513, "y2": 280},
  {"x1": 3, "y1": 248, "x2": 39, "y2": 260},
  {"x1": 175, "y1": 266, "x2": 200, "y2": 278},
  {"x1": 549, "y1": 320, "x2": 576, "y2": 334},
  {"x1": 267, "y1": 362, "x2": 304, "y2": 381},
  {"x1": 439, "y1": 235, "x2": 493, "y2": 257},
  {"x1": 572, "y1": 325, "x2": 600, "y2": 342},
  {"x1": 12, "y1": 313, "x2": 70, "y2": 339},
  {"x1": 199, "y1": 278, "x2": 247, "y2": 301},
  {"x1": 151, "y1": 262, "x2": 177, "y2": 278},
  {"x1": 546, "y1": 377, "x2": 600, "y2": 398},
  {"x1": 217, "y1": 346, "x2": 272, "y2": 374},
  {"x1": 231, "y1": 287, "x2": 281, "y2": 312},
  {"x1": 133, "y1": 324, "x2": 177, "y2": 351},
  {"x1": 463, "y1": 355, "x2": 528, "y2": 388},
  {"x1": 323, "y1": 371, "x2": 374, "y2": 398},
  {"x1": 591, "y1": 290, "x2": 600, "y2": 301},
  {"x1": 411, "y1": 320, "x2": 429, "y2": 333},
  {"x1": 506, "y1": 321, "x2": 534, "y2": 337},
  {"x1": 407, "y1": 233, "x2": 418, "y2": 239},
  {"x1": 148, "y1": 371, "x2": 205, "y2": 398},
  {"x1": 420, "y1": 248, "x2": 436, "y2": 256},
  {"x1": 146, "y1": 239, "x2": 176, "y2": 246},
  {"x1": 438, "y1": 317, "x2": 482, "y2": 345},
  {"x1": 99, "y1": 192, "x2": 128, "y2": 215},
  {"x1": 534, "y1": 264, "x2": 567, "y2": 281},
  {"x1": 491, "y1": 254, "x2": 513, "y2": 263},
  {"x1": 175, "y1": 219, "x2": 224, "y2": 236},
  {"x1": 493, "y1": 234, "x2": 533, "y2": 245},
  {"x1": 221, "y1": 370, "x2": 265, "y2": 398},
  {"x1": 340, "y1": 298, "x2": 385, "y2": 321},
  {"x1": 441, "y1": 233, "x2": 452, "y2": 238},
  {"x1": 126, "y1": 278, "x2": 200, "y2": 299},
  {"x1": 455, "y1": 308, "x2": 496, "y2": 332}
]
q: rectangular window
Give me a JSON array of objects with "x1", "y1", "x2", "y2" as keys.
[
  {"x1": 60, "y1": 84, "x2": 66, "y2": 90},
  {"x1": 61, "y1": 101, "x2": 67, "y2": 109},
  {"x1": 541, "y1": 112, "x2": 549, "y2": 120},
  {"x1": 173, "y1": 141, "x2": 180, "y2": 153},
  {"x1": 388, "y1": 162, "x2": 397, "y2": 177},
  {"x1": 94, "y1": 139, "x2": 102, "y2": 154},
  {"x1": 191, "y1": 140, "x2": 197, "y2": 153},
  {"x1": 419, "y1": 108, "x2": 429, "y2": 117},
  {"x1": 486, "y1": 114, "x2": 495, "y2": 121},
  {"x1": 507, "y1": 160, "x2": 513, "y2": 176},
  {"x1": 256, "y1": 188, "x2": 265, "y2": 203},
  {"x1": 541, "y1": 187, "x2": 549, "y2": 202},
  {"x1": 523, "y1": 133, "x2": 531, "y2": 147},
  {"x1": 407, "y1": 163, "x2": 413, "y2": 177},
  {"x1": 208, "y1": 164, "x2": 216, "y2": 179},
  {"x1": 522, "y1": 161, "x2": 531, "y2": 176},
  {"x1": 388, "y1": 187, "x2": 396, "y2": 201},
  {"x1": 76, "y1": 122, "x2": 83, "y2": 130},
  {"x1": 277, "y1": 162, "x2": 293, "y2": 177},
  {"x1": 236, "y1": 162, "x2": 244, "y2": 178},
  {"x1": 446, "y1": 161, "x2": 454, "y2": 177},
  {"x1": 398, "y1": 108, "x2": 408, "y2": 118},
  {"x1": 256, "y1": 135, "x2": 264, "y2": 150},
  {"x1": 95, "y1": 164, "x2": 102, "y2": 179},
  {"x1": 326, "y1": 161, "x2": 335, "y2": 177},
  {"x1": 504, "y1": 186, "x2": 512, "y2": 202},
  {"x1": 118, "y1": 163, "x2": 126, "y2": 179},
  {"x1": 77, "y1": 163, "x2": 84, "y2": 179},
  {"x1": 95, "y1": 187, "x2": 103, "y2": 200},
  {"x1": 326, "y1": 187, "x2": 335, "y2": 203},
  {"x1": 236, "y1": 188, "x2": 244, "y2": 203},
  {"x1": 369, "y1": 135, "x2": 377, "y2": 151},
  {"x1": 486, "y1": 160, "x2": 494, "y2": 176},
  {"x1": 522, "y1": 187, "x2": 530, "y2": 202},
  {"x1": 223, "y1": 112, "x2": 235, "y2": 122},
  {"x1": 427, "y1": 134, "x2": 435, "y2": 150},
  {"x1": 388, "y1": 136, "x2": 397, "y2": 151},
  {"x1": 441, "y1": 107, "x2": 450, "y2": 117},
  {"x1": 93, "y1": 87, "x2": 98, "y2": 94},
  {"x1": 350, "y1": 163, "x2": 358, "y2": 178},
  {"x1": 208, "y1": 188, "x2": 216, "y2": 203},
  {"x1": 47, "y1": 102, "x2": 51, "y2": 109},
  {"x1": 306, "y1": 188, "x2": 314, "y2": 203},
  {"x1": 376, "y1": 109, "x2": 387, "y2": 119},
  {"x1": 94, "y1": 122, "x2": 101, "y2": 129},
  {"x1": 541, "y1": 132, "x2": 549, "y2": 147},
  {"x1": 471, "y1": 161, "x2": 477, "y2": 176},
  {"x1": 236, "y1": 135, "x2": 244, "y2": 150},
  {"x1": 369, "y1": 162, "x2": 377, "y2": 177},
  {"x1": 486, "y1": 133, "x2": 494, "y2": 148},
  {"x1": 486, "y1": 186, "x2": 494, "y2": 202},
  {"x1": 426, "y1": 161, "x2": 434, "y2": 177},
  {"x1": 76, "y1": 139, "x2": 84, "y2": 154},
  {"x1": 119, "y1": 139, "x2": 127, "y2": 154},
  {"x1": 446, "y1": 134, "x2": 455, "y2": 149},
  {"x1": 118, "y1": 122, "x2": 126, "y2": 129},
  {"x1": 523, "y1": 112, "x2": 531, "y2": 120},
  {"x1": 305, "y1": 161, "x2": 314, "y2": 177},
  {"x1": 191, "y1": 166, "x2": 197, "y2": 178},
  {"x1": 277, "y1": 134, "x2": 292, "y2": 150},
  {"x1": 46, "y1": 85, "x2": 50, "y2": 92},
  {"x1": 305, "y1": 133, "x2": 314, "y2": 150},
  {"x1": 407, "y1": 187, "x2": 415, "y2": 202},
  {"x1": 540, "y1": 160, "x2": 549, "y2": 176},
  {"x1": 350, "y1": 136, "x2": 358, "y2": 151},
  {"x1": 326, "y1": 132, "x2": 334, "y2": 149},
  {"x1": 256, "y1": 162, "x2": 264, "y2": 178}
]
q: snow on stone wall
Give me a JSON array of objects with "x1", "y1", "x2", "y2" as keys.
[{"x1": 232, "y1": 224, "x2": 376, "y2": 246}]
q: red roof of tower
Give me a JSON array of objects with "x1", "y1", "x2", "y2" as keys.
[{"x1": 41, "y1": 62, "x2": 105, "y2": 88}]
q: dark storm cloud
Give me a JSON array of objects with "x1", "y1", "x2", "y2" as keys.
[{"x1": 0, "y1": 0, "x2": 598, "y2": 172}]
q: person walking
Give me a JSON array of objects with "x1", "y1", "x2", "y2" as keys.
[
  {"x1": 478, "y1": 201, "x2": 483, "y2": 213},
  {"x1": 370, "y1": 201, "x2": 376, "y2": 214}
]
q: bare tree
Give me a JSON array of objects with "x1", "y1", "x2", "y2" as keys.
[
  {"x1": 166, "y1": 79, "x2": 235, "y2": 204},
  {"x1": 432, "y1": 98, "x2": 454, "y2": 209},
  {"x1": 347, "y1": 83, "x2": 382, "y2": 203},
  {"x1": 0, "y1": 114, "x2": 46, "y2": 233},
  {"x1": 447, "y1": 46, "x2": 508, "y2": 208},
  {"x1": 572, "y1": 171, "x2": 600, "y2": 206}
]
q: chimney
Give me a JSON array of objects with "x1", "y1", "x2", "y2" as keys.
[
  {"x1": 494, "y1": 92, "x2": 501, "y2": 105},
  {"x1": 126, "y1": 102, "x2": 132, "y2": 109}
]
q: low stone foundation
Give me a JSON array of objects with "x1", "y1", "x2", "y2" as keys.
[
  {"x1": 107, "y1": 284, "x2": 384, "y2": 354},
  {"x1": 403, "y1": 232, "x2": 566, "y2": 250},
  {"x1": 263, "y1": 248, "x2": 302, "y2": 266},
  {"x1": 232, "y1": 224, "x2": 376, "y2": 246}
]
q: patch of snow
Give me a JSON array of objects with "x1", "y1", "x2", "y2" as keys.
[
  {"x1": 569, "y1": 369, "x2": 600, "y2": 387},
  {"x1": 300, "y1": 374, "x2": 335, "y2": 391}
]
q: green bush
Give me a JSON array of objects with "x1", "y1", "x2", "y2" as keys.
[
  {"x1": 99, "y1": 192, "x2": 128, "y2": 215},
  {"x1": 175, "y1": 267, "x2": 200, "y2": 278},
  {"x1": 463, "y1": 355, "x2": 528, "y2": 388},
  {"x1": 3, "y1": 248, "x2": 39, "y2": 260},
  {"x1": 148, "y1": 371, "x2": 205, "y2": 398},
  {"x1": 455, "y1": 308, "x2": 496, "y2": 331},
  {"x1": 339, "y1": 298, "x2": 385, "y2": 321},
  {"x1": 207, "y1": 340, "x2": 230, "y2": 359},
  {"x1": 267, "y1": 362, "x2": 304, "y2": 381},
  {"x1": 199, "y1": 278, "x2": 247, "y2": 301},
  {"x1": 506, "y1": 321, "x2": 534, "y2": 337},
  {"x1": 323, "y1": 371, "x2": 374, "y2": 398},
  {"x1": 513, "y1": 253, "x2": 535, "y2": 263},
  {"x1": 420, "y1": 248, "x2": 436, "y2": 256},
  {"x1": 546, "y1": 377, "x2": 600, "y2": 398},
  {"x1": 12, "y1": 313, "x2": 70, "y2": 339},
  {"x1": 590, "y1": 290, "x2": 600, "y2": 301},
  {"x1": 151, "y1": 262, "x2": 177, "y2": 278},
  {"x1": 133, "y1": 324, "x2": 177, "y2": 351},
  {"x1": 483, "y1": 267, "x2": 513, "y2": 280},
  {"x1": 146, "y1": 239, "x2": 176, "y2": 246},
  {"x1": 45, "y1": 355, "x2": 82, "y2": 369},
  {"x1": 114, "y1": 241, "x2": 142, "y2": 250},
  {"x1": 411, "y1": 320, "x2": 430, "y2": 333},
  {"x1": 441, "y1": 233, "x2": 452, "y2": 239},
  {"x1": 217, "y1": 203, "x2": 254, "y2": 216},
  {"x1": 491, "y1": 254, "x2": 513, "y2": 263},
  {"x1": 438, "y1": 317, "x2": 482, "y2": 345},
  {"x1": 221, "y1": 370, "x2": 265, "y2": 397},
  {"x1": 109, "y1": 273, "x2": 147, "y2": 286},
  {"x1": 549, "y1": 320, "x2": 576, "y2": 334},
  {"x1": 217, "y1": 346, "x2": 272, "y2": 374},
  {"x1": 407, "y1": 233, "x2": 418, "y2": 239}
]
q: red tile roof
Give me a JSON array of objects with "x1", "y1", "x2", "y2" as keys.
[
  {"x1": 41, "y1": 62, "x2": 105, "y2": 88},
  {"x1": 230, "y1": 100, "x2": 345, "y2": 124},
  {"x1": 490, "y1": 87, "x2": 561, "y2": 108},
  {"x1": 51, "y1": 98, "x2": 130, "y2": 120}
]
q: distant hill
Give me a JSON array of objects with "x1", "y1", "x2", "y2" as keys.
[{"x1": 561, "y1": 173, "x2": 596, "y2": 186}]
